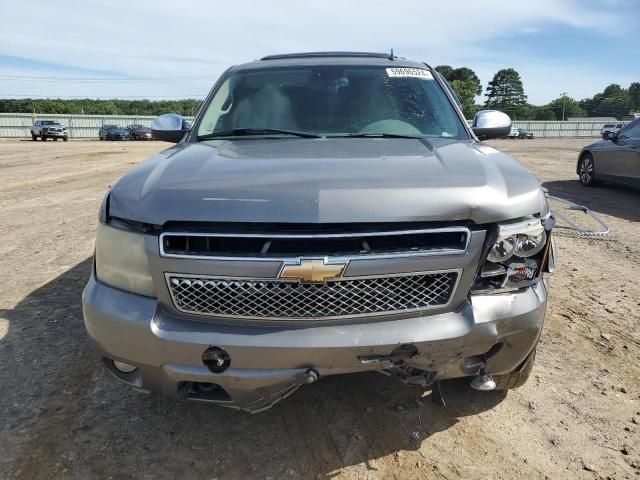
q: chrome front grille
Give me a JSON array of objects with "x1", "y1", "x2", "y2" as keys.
[{"x1": 166, "y1": 271, "x2": 459, "y2": 320}]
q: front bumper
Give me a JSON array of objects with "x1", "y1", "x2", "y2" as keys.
[
  {"x1": 83, "y1": 274, "x2": 548, "y2": 412},
  {"x1": 43, "y1": 130, "x2": 67, "y2": 137}
]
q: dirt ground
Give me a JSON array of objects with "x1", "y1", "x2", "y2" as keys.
[{"x1": 0, "y1": 138, "x2": 639, "y2": 480}]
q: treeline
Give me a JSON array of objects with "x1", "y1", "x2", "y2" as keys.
[
  {"x1": 1, "y1": 69, "x2": 639, "y2": 120},
  {"x1": 0, "y1": 98, "x2": 201, "y2": 116},
  {"x1": 436, "y1": 65, "x2": 640, "y2": 120}
]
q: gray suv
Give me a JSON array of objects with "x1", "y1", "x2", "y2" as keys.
[
  {"x1": 83, "y1": 52, "x2": 555, "y2": 412},
  {"x1": 31, "y1": 119, "x2": 68, "y2": 141}
]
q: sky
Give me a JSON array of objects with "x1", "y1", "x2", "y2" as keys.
[{"x1": 1, "y1": 0, "x2": 638, "y2": 105}]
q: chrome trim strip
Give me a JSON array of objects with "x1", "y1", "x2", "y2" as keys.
[
  {"x1": 158, "y1": 227, "x2": 472, "y2": 261},
  {"x1": 163, "y1": 268, "x2": 463, "y2": 321},
  {"x1": 161, "y1": 227, "x2": 470, "y2": 239}
]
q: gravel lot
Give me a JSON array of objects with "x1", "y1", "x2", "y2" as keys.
[{"x1": 1, "y1": 138, "x2": 639, "y2": 480}]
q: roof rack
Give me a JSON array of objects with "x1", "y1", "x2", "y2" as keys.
[{"x1": 260, "y1": 51, "x2": 395, "y2": 61}]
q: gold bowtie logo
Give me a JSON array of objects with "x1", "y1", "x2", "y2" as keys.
[{"x1": 279, "y1": 259, "x2": 346, "y2": 283}]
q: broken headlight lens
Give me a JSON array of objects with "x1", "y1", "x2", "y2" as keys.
[{"x1": 475, "y1": 218, "x2": 549, "y2": 293}]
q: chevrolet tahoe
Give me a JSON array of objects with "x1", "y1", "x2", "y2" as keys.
[{"x1": 82, "y1": 52, "x2": 556, "y2": 412}]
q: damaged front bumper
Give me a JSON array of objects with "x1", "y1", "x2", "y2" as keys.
[{"x1": 82, "y1": 274, "x2": 547, "y2": 413}]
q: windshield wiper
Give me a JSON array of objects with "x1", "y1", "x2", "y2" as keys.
[
  {"x1": 197, "y1": 128, "x2": 323, "y2": 140},
  {"x1": 340, "y1": 132, "x2": 424, "y2": 139}
]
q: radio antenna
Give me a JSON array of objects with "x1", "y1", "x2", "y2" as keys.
[{"x1": 389, "y1": 48, "x2": 395, "y2": 60}]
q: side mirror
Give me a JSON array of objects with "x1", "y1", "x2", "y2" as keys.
[
  {"x1": 472, "y1": 110, "x2": 512, "y2": 140},
  {"x1": 602, "y1": 131, "x2": 616, "y2": 141},
  {"x1": 151, "y1": 113, "x2": 190, "y2": 143}
]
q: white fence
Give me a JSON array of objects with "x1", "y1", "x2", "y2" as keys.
[
  {"x1": 0, "y1": 112, "x2": 604, "y2": 138},
  {"x1": 510, "y1": 120, "x2": 603, "y2": 138},
  {"x1": 0, "y1": 113, "x2": 194, "y2": 138}
]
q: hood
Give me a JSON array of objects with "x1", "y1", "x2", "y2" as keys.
[
  {"x1": 108, "y1": 137, "x2": 548, "y2": 226},
  {"x1": 583, "y1": 139, "x2": 607, "y2": 150}
]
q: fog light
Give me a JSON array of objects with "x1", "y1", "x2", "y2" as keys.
[{"x1": 113, "y1": 360, "x2": 137, "y2": 373}]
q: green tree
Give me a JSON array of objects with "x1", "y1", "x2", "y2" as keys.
[
  {"x1": 0, "y1": 98, "x2": 201, "y2": 116},
  {"x1": 545, "y1": 96, "x2": 585, "y2": 120},
  {"x1": 629, "y1": 82, "x2": 640, "y2": 111},
  {"x1": 435, "y1": 65, "x2": 454, "y2": 79},
  {"x1": 534, "y1": 108, "x2": 555, "y2": 120},
  {"x1": 580, "y1": 83, "x2": 632, "y2": 118},
  {"x1": 484, "y1": 68, "x2": 527, "y2": 115},
  {"x1": 435, "y1": 65, "x2": 482, "y2": 118}
]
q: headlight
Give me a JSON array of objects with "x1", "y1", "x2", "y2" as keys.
[
  {"x1": 474, "y1": 217, "x2": 551, "y2": 293},
  {"x1": 95, "y1": 223, "x2": 155, "y2": 297},
  {"x1": 487, "y1": 219, "x2": 546, "y2": 262}
]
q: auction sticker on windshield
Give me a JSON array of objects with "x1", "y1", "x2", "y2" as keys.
[{"x1": 386, "y1": 68, "x2": 433, "y2": 79}]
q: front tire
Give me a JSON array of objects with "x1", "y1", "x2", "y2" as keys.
[
  {"x1": 493, "y1": 348, "x2": 536, "y2": 390},
  {"x1": 31, "y1": 134, "x2": 37, "y2": 141},
  {"x1": 62, "y1": 136, "x2": 68, "y2": 142},
  {"x1": 40, "y1": 135, "x2": 46, "y2": 141},
  {"x1": 579, "y1": 153, "x2": 597, "y2": 187}
]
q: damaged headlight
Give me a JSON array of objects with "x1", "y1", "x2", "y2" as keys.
[
  {"x1": 474, "y1": 217, "x2": 551, "y2": 293},
  {"x1": 487, "y1": 219, "x2": 547, "y2": 262}
]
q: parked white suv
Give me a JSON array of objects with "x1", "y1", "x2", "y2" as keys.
[
  {"x1": 600, "y1": 122, "x2": 626, "y2": 137},
  {"x1": 506, "y1": 126, "x2": 519, "y2": 139},
  {"x1": 31, "y1": 120, "x2": 68, "y2": 141}
]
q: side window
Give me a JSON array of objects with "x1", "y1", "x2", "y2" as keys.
[
  {"x1": 197, "y1": 78, "x2": 231, "y2": 135},
  {"x1": 618, "y1": 120, "x2": 640, "y2": 139}
]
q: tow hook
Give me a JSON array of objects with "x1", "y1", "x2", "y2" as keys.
[
  {"x1": 470, "y1": 369, "x2": 496, "y2": 391},
  {"x1": 295, "y1": 368, "x2": 319, "y2": 385}
]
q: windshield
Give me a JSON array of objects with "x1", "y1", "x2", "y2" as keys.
[
  {"x1": 196, "y1": 66, "x2": 467, "y2": 139},
  {"x1": 42, "y1": 121, "x2": 58, "y2": 125}
]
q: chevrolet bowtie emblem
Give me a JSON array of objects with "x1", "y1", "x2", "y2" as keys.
[{"x1": 279, "y1": 259, "x2": 346, "y2": 283}]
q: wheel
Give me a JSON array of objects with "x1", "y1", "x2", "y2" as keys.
[
  {"x1": 62, "y1": 136, "x2": 68, "y2": 142},
  {"x1": 578, "y1": 153, "x2": 597, "y2": 187},
  {"x1": 40, "y1": 135, "x2": 46, "y2": 141},
  {"x1": 493, "y1": 348, "x2": 536, "y2": 390},
  {"x1": 31, "y1": 133, "x2": 37, "y2": 141}
]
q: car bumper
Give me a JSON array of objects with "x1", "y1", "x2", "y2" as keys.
[
  {"x1": 43, "y1": 131, "x2": 67, "y2": 137},
  {"x1": 82, "y1": 275, "x2": 548, "y2": 412}
]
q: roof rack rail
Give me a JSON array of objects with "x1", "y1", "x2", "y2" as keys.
[{"x1": 260, "y1": 51, "x2": 394, "y2": 61}]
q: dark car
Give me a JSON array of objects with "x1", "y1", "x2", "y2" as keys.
[
  {"x1": 105, "y1": 127, "x2": 130, "y2": 141},
  {"x1": 99, "y1": 124, "x2": 121, "y2": 140},
  {"x1": 127, "y1": 124, "x2": 153, "y2": 141},
  {"x1": 577, "y1": 117, "x2": 640, "y2": 187}
]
